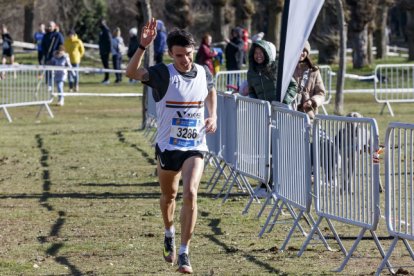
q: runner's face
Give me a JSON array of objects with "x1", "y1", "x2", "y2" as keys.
[{"x1": 169, "y1": 45, "x2": 194, "y2": 73}]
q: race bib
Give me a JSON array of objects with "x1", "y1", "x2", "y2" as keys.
[{"x1": 169, "y1": 117, "x2": 204, "y2": 148}]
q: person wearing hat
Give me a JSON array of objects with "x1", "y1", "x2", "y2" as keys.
[
  {"x1": 64, "y1": 29, "x2": 85, "y2": 92},
  {"x1": 291, "y1": 41, "x2": 325, "y2": 119}
]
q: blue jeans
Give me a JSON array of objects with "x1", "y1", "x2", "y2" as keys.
[
  {"x1": 56, "y1": 81, "x2": 64, "y2": 101},
  {"x1": 68, "y1": 63, "x2": 79, "y2": 89}
]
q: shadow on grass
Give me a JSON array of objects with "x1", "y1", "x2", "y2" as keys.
[
  {"x1": 203, "y1": 217, "x2": 285, "y2": 274},
  {"x1": 79, "y1": 181, "x2": 159, "y2": 187},
  {"x1": 116, "y1": 130, "x2": 156, "y2": 165},
  {"x1": 35, "y1": 134, "x2": 83, "y2": 276}
]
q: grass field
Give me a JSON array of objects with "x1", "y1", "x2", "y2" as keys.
[{"x1": 1, "y1": 53, "x2": 414, "y2": 275}]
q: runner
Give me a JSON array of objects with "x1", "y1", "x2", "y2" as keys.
[{"x1": 126, "y1": 18, "x2": 217, "y2": 274}]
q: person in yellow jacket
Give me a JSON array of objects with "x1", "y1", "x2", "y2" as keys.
[{"x1": 64, "y1": 29, "x2": 85, "y2": 92}]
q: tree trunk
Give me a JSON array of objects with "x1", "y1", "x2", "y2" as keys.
[
  {"x1": 374, "y1": 0, "x2": 389, "y2": 59},
  {"x1": 367, "y1": 23, "x2": 374, "y2": 64},
  {"x1": 139, "y1": 0, "x2": 153, "y2": 130},
  {"x1": 23, "y1": 2, "x2": 35, "y2": 44},
  {"x1": 406, "y1": 10, "x2": 414, "y2": 60},
  {"x1": 334, "y1": 0, "x2": 346, "y2": 116},
  {"x1": 350, "y1": 27, "x2": 368, "y2": 68},
  {"x1": 211, "y1": 0, "x2": 227, "y2": 44},
  {"x1": 266, "y1": 0, "x2": 283, "y2": 49}
]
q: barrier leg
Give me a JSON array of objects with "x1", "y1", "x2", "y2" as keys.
[
  {"x1": 298, "y1": 216, "x2": 322, "y2": 256},
  {"x1": 1, "y1": 106, "x2": 12, "y2": 122},
  {"x1": 305, "y1": 213, "x2": 332, "y2": 251},
  {"x1": 403, "y1": 239, "x2": 414, "y2": 259},
  {"x1": 334, "y1": 228, "x2": 367, "y2": 272},
  {"x1": 375, "y1": 237, "x2": 398, "y2": 276},
  {"x1": 280, "y1": 210, "x2": 305, "y2": 252},
  {"x1": 370, "y1": 230, "x2": 394, "y2": 275},
  {"x1": 258, "y1": 198, "x2": 281, "y2": 238}
]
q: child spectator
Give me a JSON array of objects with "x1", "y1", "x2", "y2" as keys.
[
  {"x1": 34, "y1": 23, "x2": 45, "y2": 65},
  {"x1": 51, "y1": 45, "x2": 72, "y2": 106}
]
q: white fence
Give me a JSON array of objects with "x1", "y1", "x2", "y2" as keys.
[
  {"x1": 0, "y1": 65, "x2": 140, "y2": 122},
  {"x1": 374, "y1": 64, "x2": 414, "y2": 117},
  {"x1": 0, "y1": 65, "x2": 54, "y2": 122}
]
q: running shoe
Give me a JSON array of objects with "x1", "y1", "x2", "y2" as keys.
[
  {"x1": 163, "y1": 235, "x2": 176, "y2": 264},
  {"x1": 177, "y1": 253, "x2": 193, "y2": 274}
]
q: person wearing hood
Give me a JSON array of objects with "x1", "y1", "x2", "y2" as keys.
[
  {"x1": 51, "y1": 45, "x2": 72, "y2": 106},
  {"x1": 64, "y1": 30, "x2": 85, "y2": 92},
  {"x1": 247, "y1": 40, "x2": 297, "y2": 197},
  {"x1": 98, "y1": 19, "x2": 112, "y2": 84},
  {"x1": 291, "y1": 41, "x2": 325, "y2": 120},
  {"x1": 247, "y1": 40, "x2": 297, "y2": 103},
  {"x1": 153, "y1": 19, "x2": 167, "y2": 64}
]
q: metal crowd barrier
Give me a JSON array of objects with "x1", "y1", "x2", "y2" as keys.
[
  {"x1": 0, "y1": 65, "x2": 54, "y2": 122},
  {"x1": 374, "y1": 64, "x2": 414, "y2": 117},
  {"x1": 258, "y1": 105, "x2": 331, "y2": 252},
  {"x1": 214, "y1": 70, "x2": 247, "y2": 93},
  {"x1": 298, "y1": 114, "x2": 393, "y2": 273},
  {"x1": 377, "y1": 122, "x2": 414, "y2": 275}
]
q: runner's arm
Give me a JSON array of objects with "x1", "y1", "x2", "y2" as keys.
[
  {"x1": 126, "y1": 18, "x2": 157, "y2": 81},
  {"x1": 205, "y1": 87, "x2": 217, "y2": 133}
]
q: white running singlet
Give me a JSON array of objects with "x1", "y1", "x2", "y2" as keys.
[{"x1": 156, "y1": 64, "x2": 209, "y2": 152}]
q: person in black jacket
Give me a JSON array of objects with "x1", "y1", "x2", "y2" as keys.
[
  {"x1": 224, "y1": 27, "x2": 244, "y2": 71},
  {"x1": 1, "y1": 24, "x2": 15, "y2": 66},
  {"x1": 41, "y1": 21, "x2": 64, "y2": 65},
  {"x1": 41, "y1": 21, "x2": 64, "y2": 89},
  {"x1": 98, "y1": 19, "x2": 112, "y2": 84}
]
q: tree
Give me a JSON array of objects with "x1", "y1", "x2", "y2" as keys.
[
  {"x1": 265, "y1": 0, "x2": 284, "y2": 49},
  {"x1": 211, "y1": 0, "x2": 228, "y2": 43},
  {"x1": 312, "y1": 0, "x2": 340, "y2": 64},
  {"x1": 165, "y1": 0, "x2": 193, "y2": 29},
  {"x1": 334, "y1": 0, "x2": 346, "y2": 115},
  {"x1": 346, "y1": 0, "x2": 379, "y2": 68},
  {"x1": 398, "y1": 0, "x2": 414, "y2": 60},
  {"x1": 73, "y1": 0, "x2": 107, "y2": 43},
  {"x1": 374, "y1": 0, "x2": 395, "y2": 59},
  {"x1": 232, "y1": 0, "x2": 255, "y2": 33}
]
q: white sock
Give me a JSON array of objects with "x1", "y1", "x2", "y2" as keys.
[
  {"x1": 178, "y1": 244, "x2": 189, "y2": 255},
  {"x1": 165, "y1": 226, "x2": 175, "y2": 238}
]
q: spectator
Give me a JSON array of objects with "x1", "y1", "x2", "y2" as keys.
[
  {"x1": 34, "y1": 23, "x2": 45, "y2": 65},
  {"x1": 195, "y1": 33, "x2": 217, "y2": 75},
  {"x1": 153, "y1": 19, "x2": 167, "y2": 64},
  {"x1": 247, "y1": 40, "x2": 297, "y2": 197},
  {"x1": 289, "y1": 41, "x2": 325, "y2": 120},
  {"x1": 98, "y1": 19, "x2": 112, "y2": 84},
  {"x1": 111, "y1": 27, "x2": 125, "y2": 84},
  {"x1": 241, "y1": 27, "x2": 249, "y2": 65},
  {"x1": 41, "y1": 21, "x2": 64, "y2": 65},
  {"x1": 41, "y1": 21, "x2": 64, "y2": 90},
  {"x1": 51, "y1": 45, "x2": 72, "y2": 106},
  {"x1": 127, "y1": 27, "x2": 139, "y2": 83},
  {"x1": 64, "y1": 29, "x2": 85, "y2": 92},
  {"x1": 225, "y1": 27, "x2": 244, "y2": 71},
  {"x1": 1, "y1": 24, "x2": 15, "y2": 79}
]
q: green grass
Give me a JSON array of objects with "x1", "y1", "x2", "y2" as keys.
[{"x1": 0, "y1": 53, "x2": 414, "y2": 275}]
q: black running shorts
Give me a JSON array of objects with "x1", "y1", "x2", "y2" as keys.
[{"x1": 155, "y1": 144, "x2": 204, "y2": 172}]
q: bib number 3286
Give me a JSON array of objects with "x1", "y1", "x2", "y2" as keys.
[{"x1": 169, "y1": 118, "x2": 203, "y2": 147}]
